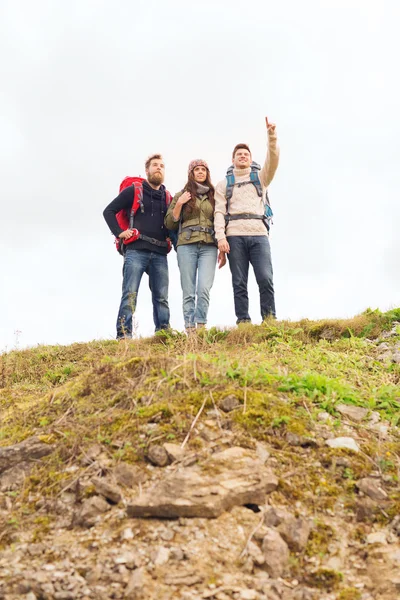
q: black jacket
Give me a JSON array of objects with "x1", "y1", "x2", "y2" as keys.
[{"x1": 103, "y1": 181, "x2": 170, "y2": 255}]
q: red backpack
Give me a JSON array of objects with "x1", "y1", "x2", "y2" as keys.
[{"x1": 115, "y1": 176, "x2": 172, "y2": 255}]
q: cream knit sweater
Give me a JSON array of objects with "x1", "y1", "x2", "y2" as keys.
[{"x1": 214, "y1": 129, "x2": 280, "y2": 241}]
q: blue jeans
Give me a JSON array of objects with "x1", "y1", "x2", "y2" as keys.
[
  {"x1": 227, "y1": 236, "x2": 275, "y2": 323},
  {"x1": 177, "y1": 243, "x2": 217, "y2": 328},
  {"x1": 116, "y1": 248, "x2": 169, "y2": 338}
]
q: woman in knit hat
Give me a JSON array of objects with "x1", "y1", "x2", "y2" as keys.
[{"x1": 165, "y1": 159, "x2": 225, "y2": 331}]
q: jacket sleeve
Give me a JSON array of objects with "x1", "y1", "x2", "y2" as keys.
[
  {"x1": 214, "y1": 179, "x2": 228, "y2": 242},
  {"x1": 164, "y1": 192, "x2": 183, "y2": 230},
  {"x1": 259, "y1": 128, "x2": 280, "y2": 188},
  {"x1": 103, "y1": 187, "x2": 134, "y2": 238}
]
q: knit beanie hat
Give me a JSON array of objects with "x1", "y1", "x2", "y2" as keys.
[{"x1": 188, "y1": 159, "x2": 209, "y2": 176}]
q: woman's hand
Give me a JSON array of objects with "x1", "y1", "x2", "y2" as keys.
[{"x1": 178, "y1": 191, "x2": 191, "y2": 205}]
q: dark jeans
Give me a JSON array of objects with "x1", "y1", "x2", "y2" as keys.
[
  {"x1": 116, "y1": 248, "x2": 169, "y2": 338},
  {"x1": 227, "y1": 235, "x2": 275, "y2": 323}
]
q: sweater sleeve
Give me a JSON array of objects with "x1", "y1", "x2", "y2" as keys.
[
  {"x1": 214, "y1": 179, "x2": 228, "y2": 242},
  {"x1": 164, "y1": 191, "x2": 182, "y2": 230},
  {"x1": 259, "y1": 128, "x2": 280, "y2": 188},
  {"x1": 103, "y1": 187, "x2": 134, "y2": 237}
]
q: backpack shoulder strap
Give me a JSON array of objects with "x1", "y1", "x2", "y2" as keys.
[
  {"x1": 129, "y1": 182, "x2": 144, "y2": 228},
  {"x1": 249, "y1": 161, "x2": 263, "y2": 198},
  {"x1": 225, "y1": 165, "x2": 235, "y2": 213}
]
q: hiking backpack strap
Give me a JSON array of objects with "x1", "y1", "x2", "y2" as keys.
[
  {"x1": 249, "y1": 162, "x2": 263, "y2": 197},
  {"x1": 128, "y1": 182, "x2": 144, "y2": 229},
  {"x1": 225, "y1": 165, "x2": 235, "y2": 216}
]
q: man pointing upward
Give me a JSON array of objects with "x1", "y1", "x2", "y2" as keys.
[{"x1": 214, "y1": 117, "x2": 280, "y2": 324}]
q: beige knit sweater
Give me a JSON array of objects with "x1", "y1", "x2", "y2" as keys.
[{"x1": 214, "y1": 129, "x2": 279, "y2": 241}]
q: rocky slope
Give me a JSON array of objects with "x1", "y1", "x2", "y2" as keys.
[{"x1": 0, "y1": 309, "x2": 399, "y2": 600}]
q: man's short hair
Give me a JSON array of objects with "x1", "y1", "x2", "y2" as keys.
[
  {"x1": 232, "y1": 144, "x2": 251, "y2": 159},
  {"x1": 145, "y1": 153, "x2": 163, "y2": 170}
]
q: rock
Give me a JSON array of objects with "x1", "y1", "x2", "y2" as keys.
[
  {"x1": 0, "y1": 436, "x2": 53, "y2": 474},
  {"x1": 389, "y1": 516, "x2": 400, "y2": 536},
  {"x1": 152, "y1": 546, "x2": 170, "y2": 566},
  {"x1": 73, "y1": 496, "x2": 110, "y2": 528},
  {"x1": 261, "y1": 527, "x2": 289, "y2": 578},
  {"x1": 255, "y1": 442, "x2": 270, "y2": 464},
  {"x1": 114, "y1": 551, "x2": 139, "y2": 569},
  {"x1": 113, "y1": 463, "x2": 147, "y2": 487},
  {"x1": 326, "y1": 437, "x2": 360, "y2": 452},
  {"x1": 285, "y1": 432, "x2": 318, "y2": 447},
  {"x1": 264, "y1": 507, "x2": 311, "y2": 552},
  {"x1": 81, "y1": 444, "x2": 102, "y2": 465},
  {"x1": 317, "y1": 412, "x2": 331, "y2": 421},
  {"x1": 91, "y1": 477, "x2": 122, "y2": 504},
  {"x1": 392, "y1": 352, "x2": 400, "y2": 363},
  {"x1": 264, "y1": 507, "x2": 283, "y2": 528},
  {"x1": 369, "y1": 411, "x2": 381, "y2": 424},
  {"x1": 366, "y1": 531, "x2": 387, "y2": 544},
  {"x1": 356, "y1": 497, "x2": 379, "y2": 522},
  {"x1": 219, "y1": 395, "x2": 240, "y2": 413},
  {"x1": 125, "y1": 567, "x2": 146, "y2": 598},
  {"x1": 160, "y1": 528, "x2": 175, "y2": 541},
  {"x1": 163, "y1": 443, "x2": 185, "y2": 462},
  {"x1": 127, "y1": 447, "x2": 278, "y2": 519},
  {"x1": 247, "y1": 540, "x2": 265, "y2": 566},
  {"x1": 277, "y1": 515, "x2": 311, "y2": 552},
  {"x1": 121, "y1": 527, "x2": 135, "y2": 541},
  {"x1": 357, "y1": 478, "x2": 388, "y2": 502},
  {"x1": 147, "y1": 445, "x2": 169, "y2": 467},
  {"x1": 239, "y1": 590, "x2": 258, "y2": 600},
  {"x1": 0, "y1": 462, "x2": 32, "y2": 491},
  {"x1": 336, "y1": 404, "x2": 369, "y2": 422}
]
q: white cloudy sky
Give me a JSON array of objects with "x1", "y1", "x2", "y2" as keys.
[{"x1": 1, "y1": 0, "x2": 399, "y2": 350}]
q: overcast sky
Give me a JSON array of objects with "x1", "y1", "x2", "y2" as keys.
[{"x1": 1, "y1": 0, "x2": 399, "y2": 350}]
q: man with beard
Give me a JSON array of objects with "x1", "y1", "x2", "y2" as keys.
[
  {"x1": 214, "y1": 118, "x2": 280, "y2": 324},
  {"x1": 103, "y1": 154, "x2": 171, "y2": 338}
]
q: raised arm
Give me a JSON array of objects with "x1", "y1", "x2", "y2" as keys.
[{"x1": 259, "y1": 117, "x2": 280, "y2": 188}]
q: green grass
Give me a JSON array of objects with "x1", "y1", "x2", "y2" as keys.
[{"x1": 0, "y1": 308, "x2": 399, "y2": 557}]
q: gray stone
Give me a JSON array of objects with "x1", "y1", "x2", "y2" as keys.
[
  {"x1": 0, "y1": 462, "x2": 32, "y2": 491},
  {"x1": 113, "y1": 462, "x2": 147, "y2": 487},
  {"x1": 255, "y1": 442, "x2": 270, "y2": 465},
  {"x1": 163, "y1": 443, "x2": 185, "y2": 462},
  {"x1": 366, "y1": 531, "x2": 387, "y2": 544},
  {"x1": 277, "y1": 515, "x2": 311, "y2": 552},
  {"x1": 326, "y1": 437, "x2": 360, "y2": 452},
  {"x1": 357, "y1": 478, "x2": 388, "y2": 502},
  {"x1": 125, "y1": 567, "x2": 146, "y2": 598},
  {"x1": 336, "y1": 404, "x2": 369, "y2": 422},
  {"x1": 261, "y1": 527, "x2": 289, "y2": 578},
  {"x1": 264, "y1": 508, "x2": 311, "y2": 552},
  {"x1": 0, "y1": 436, "x2": 53, "y2": 474},
  {"x1": 91, "y1": 477, "x2": 122, "y2": 504},
  {"x1": 152, "y1": 546, "x2": 170, "y2": 566},
  {"x1": 147, "y1": 445, "x2": 169, "y2": 467},
  {"x1": 219, "y1": 395, "x2": 240, "y2": 413},
  {"x1": 127, "y1": 447, "x2": 278, "y2": 519},
  {"x1": 286, "y1": 432, "x2": 318, "y2": 447},
  {"x1": 73, "y1": 496, "x2": 110, "y2": 528}
]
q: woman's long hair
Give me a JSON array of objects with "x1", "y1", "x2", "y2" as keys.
[{"x1": 182, "y1": 169, "x2": 215, "y2": 216}]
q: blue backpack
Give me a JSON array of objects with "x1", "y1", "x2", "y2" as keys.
[{"x1": 225, "y1": 161, "x2": 273, "y2": 231}]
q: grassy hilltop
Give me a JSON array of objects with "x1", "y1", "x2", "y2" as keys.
[{"x1": 0, "y1": 308, "x2": 399, "y2": 599}]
